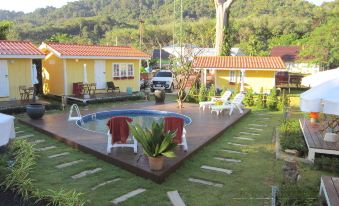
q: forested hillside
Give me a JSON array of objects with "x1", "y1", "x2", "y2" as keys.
[{"x1": 0, "y1": 0, "x2": 338, "y2": 67}]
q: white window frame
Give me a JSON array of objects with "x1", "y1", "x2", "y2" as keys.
[
  {"x1": 229, "y1": 70, "x2": 236, "y2": 83},
  {"x1": 127, "y1": 64, "x2": 134, "y2": 77},
  {"x1": 112, "y1": 63, "x2": 135, "y2": 78}
]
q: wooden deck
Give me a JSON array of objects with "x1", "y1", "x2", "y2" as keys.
[
  {"x1": 320, "y1": 176, "x2": 339, "y2": 206},
  {"x1": 67, "y1": 92, "x2": 142, "y2": 104},
  {"x1": 19, "y1": 102, "x2": 250, "y2": 183},
  {"x1": 299, "y1": 118, "x2": 339, "y2": 162}
]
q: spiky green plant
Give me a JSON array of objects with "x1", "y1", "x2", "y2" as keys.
[{"x1": 128, "y1": 121, "x2": 177, "y2": 158}]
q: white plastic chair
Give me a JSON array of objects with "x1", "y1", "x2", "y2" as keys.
[
  {"x1": 210, "y1": 93, "x2": 245, "y2": 116},
  {"x1": 164, "y1": 117, "x2": 188, "y2": 151},
  {"x1": 199, "y1": 90, "x2": 232, "y2": 111},
  {"x1": 106, "y1": 117, "x2": 138, "y2": 154}
]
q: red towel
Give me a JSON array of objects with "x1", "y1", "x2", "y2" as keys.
[
  {"x1": 164, "y1": 117, "x2": 184, "y2": 144},
  {"x1": 106, "y1": 116, "x2": 133, "y2": 144}
]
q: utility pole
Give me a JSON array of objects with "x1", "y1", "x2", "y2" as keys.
[
  {"x1": 173, "y1": 0, "x2": 176, "y2": 46},
  {"x1": 180, "y1": 0, "x2": 183, "y2": 57}
]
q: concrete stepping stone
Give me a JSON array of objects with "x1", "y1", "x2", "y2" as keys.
[
  {"x1": 240, "y1": 132, "x2": 259, "y2": 136},
  {"x1": 35, "y1": 146, "x2": 56, "y2": 151},
  {"x1": 91, "y1": 178, "x2": 121, "y2": 191},
  {"x1": 222, "y1": 149, "x2": 247, "y2": 155},
  {"x1": 16, "y1": 134, "x2": 34, "y2": 139},
  {"x1": 214, "y1": 157, "x2": 241, "y2": 163},
  {"x1": 71, "y1": 168, "x2": 102, "y2": 179},
  {"x1": 56, "y1": 160, "x2": 84, "y2": 169},
  {"x1": 111, "y1": 188, "x2": 146, "y2": 205},
  {"x1": 16, "y1": 131, "x2": 24, "y2": 134},
  {"x1": 15, "y1": 126, "x2": 20, "y2": 129},
  {"x1": 167, "y1": 191, "x2": 186, "y2": 206},
  {"x1": 29, "y1": 139, "x2": 45, "y2": 145},
  {"x1": 256, "y1": 113, "x2": 269, "y2": 116},
  {"x1": 48, "y1": 152, "x2": 70, "y2": 159},
  {"x1": 234, "y1": 136, "x2": 254, "y2": 141},
  {"x1": 201, "y1": 165, "x2": 232, "y2": 175},
  {"x1": 248, "y1": 127, "x2": 263, "y2": 131},
  {"x1": 227, "y1": 142, "x2": 247, "y2": 147},
  {"x1": 249, "y1": 124, "x2": 267, "y2": 127},
  {"x1": 188, "y1": 178, "x2": 223, "y2": 188}
]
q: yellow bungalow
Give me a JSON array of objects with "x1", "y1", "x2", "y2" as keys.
[
  {"x1": 39, "y1": 42, "x2": 149, "y2": 96},
  {"x1": 193, "y1": 56, "x2": 286, "y2": 93},
  {"x1": 0, "y1": 40, "x2": 45, "y2": 101}
]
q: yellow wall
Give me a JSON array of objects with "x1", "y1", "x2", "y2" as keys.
[
  {"x1": 42, "y1": 54, "x2": 65, "y2": 95},
  {"x1": 65, "y1": 59, "x2": 140, "y2": 95},
  {"x1": 0, "y1": 59, "x2": 32, "y2": 101},
  {"x1": 216, "y1": 70, "x2": 276, "y2": 93}
]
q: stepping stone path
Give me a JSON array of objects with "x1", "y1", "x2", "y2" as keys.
[
  {"x1": 17, "y1": 134, "x2": 34, "y2": 139},
  {"x1": 56, "y1": 160, "x2": 84, "y2": 169},
  {"x1": 227, "y1": 142, "x2": 247, "y2": 147},
  {"x1": 248, "y1": 127, "x2": 263, "y2": 131},
  {"x1": 214, "y1": 157, "x2": 241, "y2": 163},
  {"x1": 222, "y1": 149, "x2": 247, "y2": 155},
  {"x1": 29, "y1": 139, "x2": 45, "y2": 145},
  {"x1": 91, "y1": 178, "x2": 121, "y2": 191},
  {"x1": 48, "y1": 152, "x2": 70, "y2": 159},
  {"x1": 167, "y1": 191, "x2": 186, "y2": 206},
  {"x1": 15, "y1": 127, "x2": 20, "y2": 129},
  {"x1": 234, "y1": 136, "x2": 254, "y2": 141},
  {"x1": 201, "y1": 165, "x2": 232, "y2": 175},
  {"x1": 256, "y1": 113, "x2": 269, "y2": 116},
  {"x1": 35, "y1": 146, "x2": 56, "y2": 151},
  {"x1": 240, "y1": 132, "x2": 259, "y2": 136},
  {"x1": 188, "y1": 178, "x2": 223, "y2": 188},
  {"x1": 71, "y1": 168, "x2": 102, "y2": 179},
  {"x1": 111, "y1": 188, "x2": 146, "y2": 205},
  {"x1": 249, "y1": 124, "x2": 267, "y2": 127},
  {"x1": 16, "y1": 131, "x2": 24, "y2": 134}
]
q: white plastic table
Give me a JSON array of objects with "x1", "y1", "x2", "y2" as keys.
[{"x1": 0, "y1": 113, "x2": 16, "y2": 146}]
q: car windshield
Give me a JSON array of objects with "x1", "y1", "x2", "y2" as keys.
[{"x1": 155, "y1": 72, "x2": 172, "y2": 77}]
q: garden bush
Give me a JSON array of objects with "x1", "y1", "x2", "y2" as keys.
[
  {"x1": 186, "y1": 84, "x2": 198, "y2": 103},
  {"x1": 244, "y1": 88, "x2": 255, "y2": 106},
  {"x1": 278, "y1": 89, "x2": 290, "y2": 111},
  {"x1": 198, "y1": 84, "x2": 207, "y2": 102},
  {"x1": 255, "y1": 87, "x2": 266, "y2": 109},
  {"x1": 267, "y1": 87, "x2": 279, "y2": 111},
  {"x1": 279, "y1": 120, "x2": 308, "y2": 155},
  {"x1": 278, "y1": 183, "x2": 318, "y2": 205},
  {"x1": 314, "y1": 156, "x2": 339, "y2": 174},
  {"x1": 207, "y1": 84, "x2": 216, "y2": 101}
]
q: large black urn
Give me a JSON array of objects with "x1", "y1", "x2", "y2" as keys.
[
  {"x1": 154, "y1": 89, "x2": 165, "y2": 104},
  {"x1": 26, "y1": 103, "x2": 45, "y2": 119}
]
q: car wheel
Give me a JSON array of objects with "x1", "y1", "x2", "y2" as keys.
[{"x1": 169, "y1": 84, "x2": 174, "y2": 93}]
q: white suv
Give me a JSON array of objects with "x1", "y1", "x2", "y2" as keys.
[{"x1": 150, "y1": 70, "x2": 175, "y2": 93}]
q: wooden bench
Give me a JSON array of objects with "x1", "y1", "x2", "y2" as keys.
[
  {"x1": 319, "y1": 176, "x2": 339, "y2": 206},
  {"x1": 299, "y1": 119, "x2": 339, "y2": 162}
]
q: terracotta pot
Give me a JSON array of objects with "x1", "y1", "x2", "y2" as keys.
[{"x1": 148, "y1": 156, "x2": 164, "y2": 171}]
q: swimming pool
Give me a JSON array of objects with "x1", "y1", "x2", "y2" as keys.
[{"x1": 77, "y1": 109, "x2": 192, "y2": 134}]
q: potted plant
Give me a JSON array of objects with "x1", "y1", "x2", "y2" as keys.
[
  {"x1": 26, "y1": 103, "x2": 45, "y2": 119},
  {"x1": 128, "y1": 121, "x2": 177, "y2": 170}
]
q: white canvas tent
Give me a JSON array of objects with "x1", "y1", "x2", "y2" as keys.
[
  {"x1": 300, "y1": 77, "x2": 339, "y2": 116},
  {"x1": 301, "y1": 68, "x2": 339, "y2": 87}
]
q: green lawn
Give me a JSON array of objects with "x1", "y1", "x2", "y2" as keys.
[{"x1": 7, "y1": 98, "x2": 337, "y2": 205}]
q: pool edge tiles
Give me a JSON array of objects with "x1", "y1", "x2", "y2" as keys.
[{"x1": 77, "y1": 109, "x2": 192, "y2": 134}]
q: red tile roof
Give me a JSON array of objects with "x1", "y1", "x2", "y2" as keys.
[
  {"x1": 193, "y1": 56, "x2": 285, "y2": 70},
  {"x1": 44, "y1": 42, "x2": 150, "y2": 59},
  {"x1": 0, "y1": 40, "x2": 45, "y2": 56},
  {"x1": 270, "y1": 46, "x2": 301, "y2": 62}
]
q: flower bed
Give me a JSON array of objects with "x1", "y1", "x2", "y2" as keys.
[{"x1": 279, "y1": 120, "x2": 308, "y2": 156}]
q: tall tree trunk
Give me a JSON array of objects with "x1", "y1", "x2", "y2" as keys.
[{"x1": 215, "y1": 0, "x2": 234, "y2": 56}]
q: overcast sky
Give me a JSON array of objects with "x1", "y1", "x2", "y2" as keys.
[{"x1": 0, "y1": 0, "x2": 335, "y2": 13}]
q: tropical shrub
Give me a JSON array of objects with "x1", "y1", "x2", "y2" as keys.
[
  {"x1": 186, "y1": 83, "x2": 198, "y2": 103},
  {"x1": 255, "y1": 87, "x2": 266, "y2": 109},
  {"x1": 243, "y1": 88, "x2": 255, "y2": 106},
  {"x1": 129, "y1": 121, "x2": 177, "y2": 158},
  {"x1": 207, "y1": 84, "x2": 216, "y2": 101},
  {"x1": 267, "y1": 87, "x2": 279, "y2": 111},
  {"x1": 279, "y1": 120, "x2": 307, "y2": 155},
  {"x1": 198, "y1": 84, "x2": 207, "y2": 102},
  {"x1": 278, "y1": 89, "x2": 290, "y2": 111}
]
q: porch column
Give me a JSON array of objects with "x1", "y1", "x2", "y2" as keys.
[
  {"x1": 204, "y1": 69, "x2": 207, "y2": 85},
  {"x1": 240, "y1": 69, "x2": 245, "y2": 92}
]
